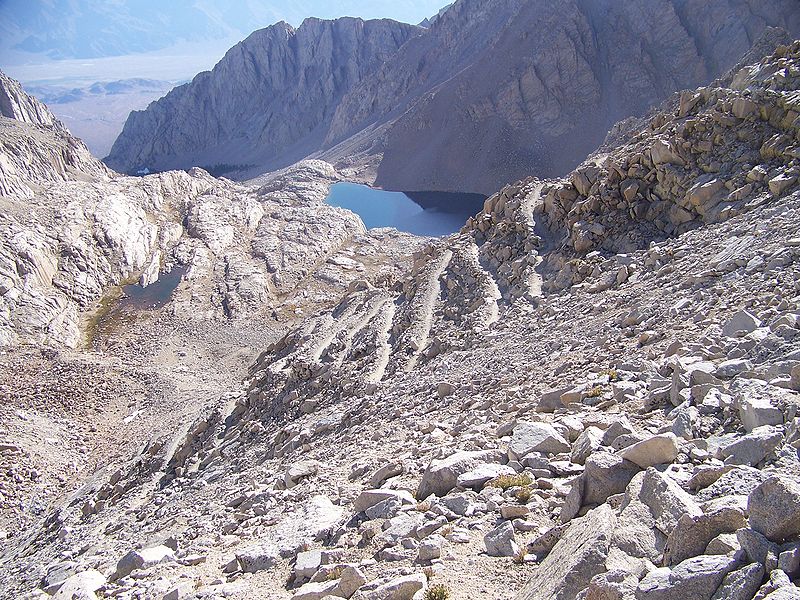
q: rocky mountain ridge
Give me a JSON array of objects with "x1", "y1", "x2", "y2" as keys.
[
  {"x1": 2, "y1": 34, "x2": 800, "y2": 600},
  {"x1": 104, "y1": 17, "x2": 422, "y2": 177},
  {"x1": 107, "y1": 0, "x2": 800, "y2": 194}
]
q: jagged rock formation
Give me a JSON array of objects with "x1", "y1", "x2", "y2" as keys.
[
  {"x1": 3, "y1": 38, "x2": 800, "y2": 600},
  {"x1": 0, "y1": 71, "x2": 420, "y2": 348},
  {"x1": 106, "y1": 0, "x2": 800, "y2": 195},
  {"x1": 104, "y1": 17, "x2": 422, "y2": 176},
  {"x1": 0, "y1": 71, "x2": 109, "y2": 198}
]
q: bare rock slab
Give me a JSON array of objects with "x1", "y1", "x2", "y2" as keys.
[
  {"x1": 417, "y1": 449, "x2": 504, "y2": 498},
  {"x1": 354, "y1": 489, "x2": 416, "y2": 513},
  {"x1": 352, "y1": 573, "x2": 426, "y2": 600},
  {"x1": 749, "y1": 477, "x2": 800, "y2": 543},
  {"x1": 51, "y1": 570, "x2": 106, "y2": 600},
  {"x1": 635, "y1": 555, "x2": 740, "y2": 599},
  {"x1": 509, "y1": 422, "x2": 571, "y2": 459},
  {"x1": 711, "y1": 563, "x2": 765, "y2": 600},
  {"x1": 518, "y1": 504, "x2": 616, "y2": 600},
  {"x1": 113, "y1": 545, "x2": 175, "y2": 580},
  {"x1": 484, "y1": 520, "x2": 519, "y2": 557},
  {"x1": 620, "y1": 434, "x2": 679, "y2": 468}
]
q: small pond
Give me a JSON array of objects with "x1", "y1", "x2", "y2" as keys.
[
  {"x1": 325, "y1": 182, "x2": 486, "y2": 237},
  {"x1": 118, "y1": 265, "x2": 187, "y2": 311}
]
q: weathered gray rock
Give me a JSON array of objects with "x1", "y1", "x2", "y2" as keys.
[
  {"x1": 754, "y1": 570, "x2": 800, "y2": 599},
  {"x1": 338, "y1": 566, "x2": 368, "y2": 599},
  {"x1": 294, "y1": 549, "x2": 323, "y2": 582},
  {"x1": 711, "y1": 563, "x2": 765, "y2": 600},
  {"x1": 291, "y1": 580, "x2": 340, "y2": 600},
  {"x1": 51, "y1": 570, "x2": 106, "y2": 600},
  {"x1": 572, "y1": 426, "x2": 604, "y2": 465},
  {"x1": 639, "y1": 468, "x2": 702, "y2": 536},
  {"x1": 417, "y1": 534, "x2": 446, "y2": 562},
  {"x1": 518, "y1": 504, "x2": 616, "y2": 600},
  {"x1": 484, "y1": 520, "x2": 519, "y2": 557},
  {"x1": 354, "y1": 489, "x2": 416, "y2": 513},
  {"x1": 162, "y1": 582, "x2": 195, "y2": 600},
  {"x1": 720, "y1": 426, "x2": 783, "y2": 466},
  {"x1": 737, "y1": 528, "x2": 780, "y2": 567},
  {"x1": 664, "y1": 507, "x2": 747, "y2": 566},
  {"x1": 353, "y1": 573, "x2": 426, "y2": 600},
  {"x1": 368, "y1": 461, "x2": 405, "y2": 488},
  {"x1": 614, "y1": 491, "x2": 667, "y2": 563},
  {"x1": 583, "y1": 452, "x2": 641, "y2": 507},
  {"x1": 457, "y1": 463, "x2": 516, "y2": 490},
  {"x1": 723, "y1": 311, "x2": 762, "y2": 338},
  {"x1": 706, "y1": 532, "x2": 741, "y2": 556},
  {"x1": 620, "y1": 434, "x2": 680, "y2": 468},
  {"x1": 579, "y1": 569, "x2": 638, "y2": 600},
  {"x1": 417, "y1": 450, "x2": 505, "y2": 498},
  {"x1": 737, "y1": 387, "x2": 786, "y2": 432},
  {"x1": 635, "y1": 555, "x2": 740, "y2": 599},
  {"x1": 236, "y1": 543, "x2": 280, "y2": 574},
  {"x1": 509, "y1": 422, "x2": 571, "y2": 458},
  {"x1": 749, "y1": 477, "x2": 800, "y2": 542},
  {"x1": 762, "y1": 587, "x2": 800, "y2": 600},
  {"x1": 113, "y1": 545, "x2": 175, "y2": 580},
  {"x1": 696, "y1": 467, "x2": 770, "y2": 502}
]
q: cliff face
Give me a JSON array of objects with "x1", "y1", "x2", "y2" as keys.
[
  {"x1": 370, "y1": 0, "x2": 800, "y2": 193},
  {"x1": 104, "y1": 17, "x2": 422, "y2": 175},
  {"x1": 106, "y1": 0, "x2": 800, "y2": 193},
  {"x1": 0, "y1": 72, "x2": 109, "y2": 198}
]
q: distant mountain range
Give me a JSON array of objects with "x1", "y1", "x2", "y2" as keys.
[
  {"x1": 25, "y1": 78, "x2": 176, "y2": 158},
  {"x1": 105, "y1": 0, "x2": 800, "y2": 194}
]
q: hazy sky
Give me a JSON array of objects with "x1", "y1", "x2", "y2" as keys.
[{"x1": 0, "y1": 0, "x2": 450, "y2": 84}]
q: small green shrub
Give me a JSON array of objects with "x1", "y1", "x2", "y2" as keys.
[
  {"x1": 586, "y1": 385, "x2": 604, "y2": 398},
  {"x1": 515, "y1": 486, "x2": 533, "y2": 503},
  {"x1": 324, "y1": 566, "x2": 345, "y2": 581},
  {"x1": 425, "y1": 584, "x2": 451, "y2": 600},
  {"x1": 489, "y1": 473, "x2": 533, "y2": 490}
]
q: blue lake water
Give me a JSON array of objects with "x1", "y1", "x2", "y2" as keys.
[
  {"x1": 119, "y1": 265, "x2": 187, "y2": 310},
  {"x1": 325, "y1": 182, "x2": 486, "y2": 237}
]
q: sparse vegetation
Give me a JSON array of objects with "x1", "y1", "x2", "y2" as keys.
[
  {"x1": 515, "y1": 486, "x2": 533, "y2": 503},
  {"x1": 424, "y1": 584, "x2": 451, "y2": 600},
  {"x1": 324, "y1": 566, "x2": 345, "y2": 581},
  {"x1": 489, "y1": 473, "x2": 533, "y2": 490},
  {"x1": 600, "y1": 368, "x2": 619, "y2": 382},
  {"x1": 586, "y1": 385, "x2": 604, "y2": 398}
]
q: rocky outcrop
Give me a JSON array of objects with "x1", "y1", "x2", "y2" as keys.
[
  {"x1": 104, "y1": 17, "x2": 422, "y2": 176},
  {"x1": 0, "y1": 72, "x2": 421, "y2": 348},
  {"x1": 0, "y1": 71, "x2": 63, "y2": 128},
  {"x1": 0, "y1": 72, "x2": 109, "y2": 198}
]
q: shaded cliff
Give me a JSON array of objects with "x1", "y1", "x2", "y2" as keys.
[{"x1": 104, "y1": 17, "x2": 422, "y2": 175}]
